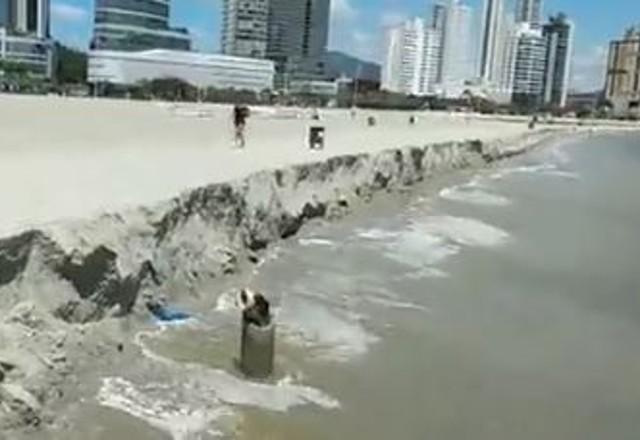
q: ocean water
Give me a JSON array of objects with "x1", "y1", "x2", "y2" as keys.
[{"x1": 38, "y1": 134, "x2": 640, "y2": 439}]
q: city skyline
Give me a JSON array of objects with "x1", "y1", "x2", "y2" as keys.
[{"x1": 48, "y1": 0, "x2": 640, "y2": 91}]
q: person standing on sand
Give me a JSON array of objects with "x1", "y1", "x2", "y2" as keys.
[{"x1": 233, "y1": 104, "x2": 250, "y2": 148}]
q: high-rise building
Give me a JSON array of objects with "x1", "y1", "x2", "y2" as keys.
[
  {"x1": 0, "y1": 0, "x2": 49, "y2": 37},
  {"x1": 221, "y1": 0, "x2": 269, "y2": 58},
  {"x1": 13, "y1": 0, "x2": 49, "y2": 37},
  {"x1": 382, "y1": 18, "x2": 426, "y2": 95},
  {"x1": 605, "y1": 26, "x2": 640, "y2": 117},
  {"x1": 0, "y1": 0, "x2": 11, "y2": 28},
  {"x1": 478, "y1": 4, "x2": 519, "y2": 101},
  {"x1": 494, "y1": 15, "x2": 519, "y2": 98},
  {"x1": 438, "y1": 0, "x2": 474, "y2": 93},
  {"x1": 382, "y1": 18, "x2": 440, "y2": 96},
  {"x1": 542, "y1": 13, "x2": 573, "y2": 107},
  {"x1": 91, "y1": 0, "x2": 191, "y2": 52},
  {"x1": 422, "y1": 28, "x2": 442, "y2": 94},
  {"x1": 479, "y1": 0, "x2": 504, "y2": 81},
  {"x1": 515, "y1": 0, "x2": 542, "y2": 27},
  {"x1": 431, "y1": 3, "x2": 446, "y2": 82},
  {"x1": 266, "y1": 0, "x2": 330, "y2": 87},
  {"x1": 512, "y1": 23, "x2": 546, "y2": 107},
  {"x1": 0, "y1": 0, "x2": 52, "y2": 77}
]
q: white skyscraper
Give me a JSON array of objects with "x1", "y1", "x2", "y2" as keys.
[
  {"x1": 477, "y1": 0, "x2": 520, "y2": 101},
  {"x1": 422, "y1": 28, "x2": 442, "y2": 93},
  {"x1": 493, "y1": 12, "x2": 519, "y2": 98},
  {"x1": 479, "y1": 0, "x2": 504, "y2": 81},
  {"x1": 438, "y1": 0, "x2": 475, "y2": 95},
  {"x1": 382, "y1": 18, "x2": 439, "y2": 96}
]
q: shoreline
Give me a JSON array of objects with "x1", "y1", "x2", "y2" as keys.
[{"x1": 0, "y1": 124, "x2": 634, "y2": 434}]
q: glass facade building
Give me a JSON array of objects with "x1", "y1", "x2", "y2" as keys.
[
  {"x1": 266, "y1": 0, "x2": 330, "y2": 87},
  {"x1": 542, "y1": 13, "x2": 573, "y2": 107},
  {"x1": 91, "y1": 0, "x2": 191, "y2": 52},
  {"x1": 0, "y1": 0, "x2": 52, "y2": 78},
  {"x1": 512, "y1": 25, "x2": 547, "y2": 108}
]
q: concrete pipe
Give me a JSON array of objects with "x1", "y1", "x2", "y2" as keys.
[{"x1": 240, "y1": 319, "x2": 275, "y2": 379}]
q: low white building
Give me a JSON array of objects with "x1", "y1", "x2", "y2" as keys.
[
  {"x1": 0, "y1": 27, "x2": 53, "y2": 78},
  {"x1": 88, "y1": 49, "x2": 275, "y2": 91}
]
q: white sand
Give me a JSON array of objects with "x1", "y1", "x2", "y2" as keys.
[{"x1": 0, "y1": 94, "x2": 534, "y2": 237}]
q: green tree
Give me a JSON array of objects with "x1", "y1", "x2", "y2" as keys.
[{"x1": 55, "y1": 43, "x2": 87, "y2": 85}]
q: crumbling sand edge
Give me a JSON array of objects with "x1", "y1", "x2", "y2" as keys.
[{"x1": 0, "y1": 128, "x2": 577, "y2": 323}]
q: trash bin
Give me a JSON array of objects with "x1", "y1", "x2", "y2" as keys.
[
  {"x1": 240, "y1": 319, "x2": 275, "y2": 379},
  {"x1": 309, "y1": 126, "x2": 325, "y2": 150}
]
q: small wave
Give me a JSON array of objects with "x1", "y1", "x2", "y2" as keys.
[
  {"x1": 384, "y1": 228, "x2": 460, "y2": 268},
  {"x1": 356, "y1": 228, "x2": 400, "y2": 241},
  {"x1": 403, "y1": 267, "x2": 450, "y2": 280},
  {"x1": 107, "y1": 326, "x2": 340, "y2": 438},
  {"x1": 364, "y1": 296, "x2": 430, "y2": 312},
  {"x1": 439, "y1": 185, "x2": 511, "y2": 206},
  {"x1": 215, "y1": 290, "x2": 242, "y2": 313},
  {"x1": 278, "y1": 297, "x2": 378, "y2": 362},
  {"x1": 546, "y1": 145, "x2": 572, "y2": 165},
  {"x1": 354, "y1": 216, "x2": 509, "y2": 279},
  {"x1": 491, "y1": 163, "x2": 580, "y2": 181},
  {"x1": 541, "y1": 170, "x2": 581, "y2": 180},
  {"x1": 298, "y1": 237, "x2": 336, "y2": 247},
  {"x1": 132, "y1": 328, "x2": 340, "y2": 412},
  {"x1": 490, "y1": 163, "x2": 556, "y2": 179},
  {"x1": 98, "y1": 377, "x2": 232, "y2": 440},
  {"x1": 418, "y1": 216, "x2": 509, "y2": 248}
]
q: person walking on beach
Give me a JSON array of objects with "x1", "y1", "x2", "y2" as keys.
[{"x1": 233, "y1": 104, "x2": 250, "y2": 148}]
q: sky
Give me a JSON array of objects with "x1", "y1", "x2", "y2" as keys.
[{"x1": 51, "y1": 0, "x2": 640, "y2": 92}]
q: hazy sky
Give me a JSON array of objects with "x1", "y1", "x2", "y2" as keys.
[{"x1": 51, "y1": 0, "x2": 640, "y2": 91}]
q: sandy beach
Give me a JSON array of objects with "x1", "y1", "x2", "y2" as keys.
[
  {"x1": 2, "y1": 93, "x2": 638, "y2": 438},
  {"x1": 0, "y1": 94, "x2": 537, "y2": 237}
]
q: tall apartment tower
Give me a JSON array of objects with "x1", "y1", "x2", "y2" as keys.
[
  {"x1": 495, "y1": 14, "x2": 519, "y2": 98},
  {"x1": 542, "y1": 13, "x2": 573, "y2": 107},
  {"x1": 479, "y1": 0, "x2": 504, "y2": 81},
  {"x1": 438, "y1": 0, "x2": 474, "y2": 92},
  {"x1": 381, "y1": 18, "x2": 440, "y2": 96},
  {"x1": 221, "y1": 0, "x2": 269, "y2": 58},
  {"x1": 515, "y1": 0, "x2": 542, "y2": 27},
  {"x1": 605, "y1": 26, "x2": 640, "y2": 117},
  {"x1": 3, "y1": 0, "x2": 49, "y2": 37},
  {"x1": 431, "y1": 3, "x2": 446, "y2": 82},
  {"x1": 91, "y1": 0, "x2": 191, "y2": 52},
  {"x1": 512, "y1": 24, "x2": 547, "y2": 107},
  {"x1": 266, "y1": 0, "x2": 330, "y2": 87},
  {"x1": 0, "y1": 0, "x2": 52, "y2": 76}
]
